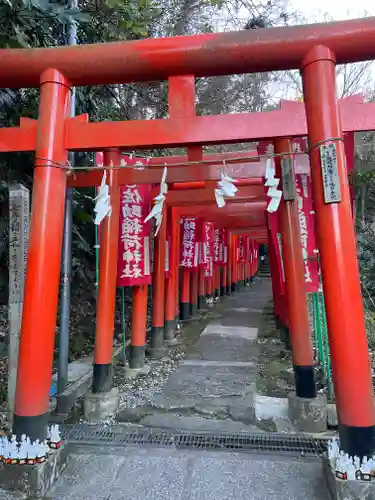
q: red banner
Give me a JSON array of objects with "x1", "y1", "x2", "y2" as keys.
[
  {"x1": 165, "y1": 234, "x2": 170, "y2": 279},
  {"x1": 244, "y1": 237, "x2": 249, "y2": 263},
  {"x1": 180, "y1": 217, "x2": 199, "y2": 270},
  {"x1": 250, "y1": 240, "x2": 257, "y2": 274},
  {"x1": 117, "y1": 185, "x2": 152, "y2": 286},
  {"x1": 213, "y1": 228, "x2": 220, "y2": 264},
  {"x1": 238, "y1": 236, "x2": 245, "y2": 263},
  {"x1": 220, "y1": 229, "x2": 228, "y2": 265},
  {"x1": 200, "y1": 221, "x2": 214, "y2": 278},
  {"x1": 96, "y1": 152, "x2": 104, "y2": 167},
  {"x1": 268, "y1": 212, "x2": 285, "y2": 294},
  {"x1": 295, "y1": 174, "x2": 319, "y2": 293}
]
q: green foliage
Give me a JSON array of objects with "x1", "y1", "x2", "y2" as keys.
[
  {"x1": 0, "y1": 0, "x2": 88, "y2": 49},
  {"x1": 0, "y1": 0, "x2": 161, "y2": 287},
  {"x1": 0, "y1": 0, "x2": 290, "y2": 294},
  {"x1": 358, "y1": 226, "x2": 375, "y2": 296}
]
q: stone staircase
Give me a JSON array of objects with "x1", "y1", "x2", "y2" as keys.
[{"x1": 258, "y1": 260, "x2": 270, "y2": 278}]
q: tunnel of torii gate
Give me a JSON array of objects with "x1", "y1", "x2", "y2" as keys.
[{"x1": 2, "y1": 16, "x2": 375, "y2": 459}]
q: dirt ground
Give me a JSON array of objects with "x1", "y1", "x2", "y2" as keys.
[{"x1": 256, "y1": 299, "x2": 296, "y2": 398}]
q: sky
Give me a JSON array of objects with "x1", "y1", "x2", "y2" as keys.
[
  {"x1": 219, "y1": 0, "x2": 375, "y2": 99},
  {"x1": 274, "y1": 0, "x2": 375, "y2": 99},
  {"x1": 291, "y1": 0, "x2": 375, "y2": 21}
]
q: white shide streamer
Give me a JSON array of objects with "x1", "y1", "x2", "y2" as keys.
[
  {"x1": 215, "y1": 171, "x2": 238, "y2": 208},
  {"x1": 94, "y1": 170, "x2": 112, "y2": 225},
  {"x1": 265, "y1": 158, "x2": 282, "y2": 213},
  {"x1": 144, "y1": 165, "x2": 168, "y2": 236}
]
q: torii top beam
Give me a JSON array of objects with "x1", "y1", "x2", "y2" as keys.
[{"x1": 0, "y1": 18, "x2": 375, "y2": 88}]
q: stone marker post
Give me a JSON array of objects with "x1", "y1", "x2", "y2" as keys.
[{"x1": 8, "y1": 184, "x2": 29, "y2": 423}]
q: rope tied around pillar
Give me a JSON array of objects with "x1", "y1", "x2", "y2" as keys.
[
  {"x1": 34, "y1": 157, "x2": 70, "y2": 169},
  {"x1": 308, "y1": 137, "x2": 344, "y2": 152}
]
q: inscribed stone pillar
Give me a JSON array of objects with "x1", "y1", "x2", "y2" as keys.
[{"x1": 8, "y1": 184, "x2": 29, "y2": 422}]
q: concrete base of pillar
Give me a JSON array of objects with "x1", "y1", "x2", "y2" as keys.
[
  {"x1": 197, "y1": 295, "x2": 207, "y2": 310},
  {"x1": 179, "y1": 302, "x2": 190, "y2": 321},
  {"x1": 164, "y1": 319, "x2": 177, "y2": 343},
  {"x1": 323, "y1": 455, "x2": 375, "y2": 500},
  {"x1": 288, "y1": 392, "x2": 327, "y2": 433},
  {"x1": 147, "y1": 345, "x2": 168, "y2": 359},
  {"x1": 124, "y1": 364, "x2": 150, "y2": 379},
  {"x1": 0, "y1": 444, "x2": 68, "y2": 498},
  {"x1": 84, "y1": 387, "x2": 120, "y2": 422},
  {"x1": 327, "y1": 403, "x2": 338, "y2": 428},
  {"x1": 190, "y1": 303, "x2": 198, "y2": 317},
  {"x1": 164, "y1": 337, "x2": 181, "y2": 347}
]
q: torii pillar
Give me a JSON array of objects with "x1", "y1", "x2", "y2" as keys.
[
  {"x1": 274, "y1": 138, "x2": 321, "y2": 433},
  {"x1": 84, "y1": 149, "x2": 120, "y2": 420},
  {"x1": 302, "y1": 45, "x2": 375, "y2": 457},
  {"x1": 13, "y1": 70, "x2": 71, "y2": 440}
]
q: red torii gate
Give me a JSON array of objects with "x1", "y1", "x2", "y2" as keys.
[
  {"x1": 175, "y1": 203, "x2": 265, "y2": 310},
  {"x1": 70, "y1": 152, "x2": 267, "y2": 351},
  {"x1": 1, "y1": 17, "x2": 375, "y2": 459}
]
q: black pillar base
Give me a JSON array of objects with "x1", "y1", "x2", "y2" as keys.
[
  {"x1": 150, "y1": 325, "x2": 165, "y2": 349},
  {"x1": 13, "y1": 412, "x2": 48, "y2": 441},
  {"x1": 279, "y1": 324, "x2": 291, "y2": 349},
  {"x1": 198, "y1": 295, "x2": 206, "y2": 310},
  {"x1": 92, "y1": 363, "x2": 112, "y2": 393},
  {"x1": 276, "y1": 317, "x2": 291, "y2": 347},
  {"x1": 220, "y1": 286, "x2": 227, "y2": 297},
  {"x1": 293, "y1": 364, "x2": 317, "y2": 399},
  {"x1": 180, "y1": 302, "x2": 190, "y2": 320},
  {"x1": 190, "y1": 303, "x2": 198, "y2": 316},
  {"x1": 129, "y1": 345, "x2": 146, "y2": 369},
  {"x1": 164, "y1": 319, "x2": 176, "y2": 341},
  {"x1": 339, "y1": 424, "x2": 375, "y2": 459},
  {"x1": 231, "y1": 282, "x2": 237, "y2": 292},
  {"x1": 215, "y1": 288, "x2": 220, "y2": 298}
]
